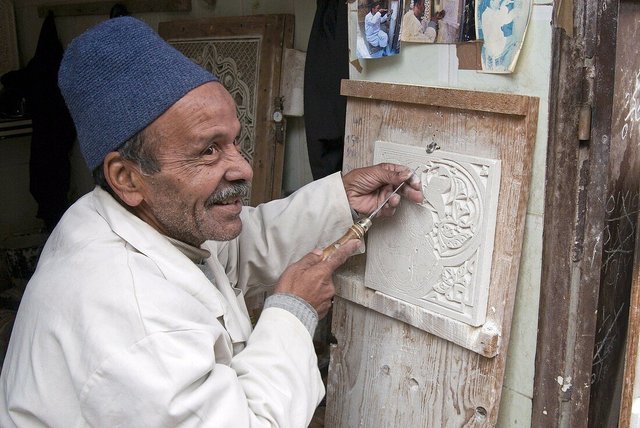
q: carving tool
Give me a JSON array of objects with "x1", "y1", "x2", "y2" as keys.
[{"x1": 322, "y1": 167, "x2": 420, "y2": 261}]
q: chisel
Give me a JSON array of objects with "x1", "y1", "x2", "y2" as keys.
[{"x1": 321, "y1": 167, "x2": 420, "y2": 260}]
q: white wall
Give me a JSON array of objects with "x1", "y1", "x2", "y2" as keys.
[{"x1": 350, "y1": 2, "x2": 553, "y2": 426}]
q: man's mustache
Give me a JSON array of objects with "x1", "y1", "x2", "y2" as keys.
[{"x1": 205, "y1": 181, "x2": 251, "y2": 207}]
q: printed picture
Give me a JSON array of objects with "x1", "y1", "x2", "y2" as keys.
[
  {"x1": 356, "y1": 0, "x2": 402, "y2": 59},
  {"x1": 475, "y1": 0, "x2": 532, "y2": 73},
  {"x1": 399, "y1": 0, "x2": 474, "y2": 44}
]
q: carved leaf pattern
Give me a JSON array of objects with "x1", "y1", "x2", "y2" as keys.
[
  {"x1": 431, "y1": 261, "x2": 473, "y2": 304},
  {"x1": 367, "y1": 142, "x2": 501, "y2": 326}
]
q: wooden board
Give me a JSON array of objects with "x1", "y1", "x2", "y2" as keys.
[
  {"x1": 326, "y1": 80, "x2": 538, "y2": 426},
  {"x1": 619, "y1": 194, "x2": 640, "y2": 428},
  {"x1": 533, "y1": 0, "x2": 640, "y2": 424},
  {"x1": 37, "y1": 0, "x2": 191, "y2": 17},
  {"x1": 159, "y1": 15, "x2": 294, "y2": 207}
]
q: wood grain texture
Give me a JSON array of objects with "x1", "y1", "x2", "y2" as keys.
[
  {"x1": 159, "y1": 15, "x2": 293, "y2": 206},
  {"x1": 588, "y1": 1, "x2": 640, "y2": 423},
  {"x1": 37, "y1": 0, "x2": 191, "y2": 17},
  {"x1": 327, "y1": 80, "x2": 538, "y2": 427},
  {"x1": 341, "y1": 80, "x2": 531, "y2": 116},
  {"x1": 533, "y1": 0, "x2": 640, "y2": 425},
  {"x1": 531, "y1": 16, "x2": 589, "y2": 428},
  {"x1": 619, "y1": 196, "x2": 640, "y2": 428}
]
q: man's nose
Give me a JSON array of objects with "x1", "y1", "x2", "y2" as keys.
[{"x1": 224, "y1": 148, "x2": 254, "y2": 183}]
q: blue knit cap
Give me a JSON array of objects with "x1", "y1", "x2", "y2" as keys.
[{"x1": 58, "y1": 17, "x2": 218, "y2": 170}]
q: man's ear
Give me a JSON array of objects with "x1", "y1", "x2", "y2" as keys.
[{"x1": 103, "y1": 152, "x2": 146, "y2": 207}]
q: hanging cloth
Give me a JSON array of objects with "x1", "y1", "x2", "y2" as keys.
[
  {"x1": 303, "y1": 0, "x2": 350, "y2": 180},
  {"x1": 2, "y1": 12, "x2": 76, "y2": 231}
]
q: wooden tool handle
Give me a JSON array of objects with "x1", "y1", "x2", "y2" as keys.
[{"x1": 321, "y1": 218, "x2": 372, "y2": 261}]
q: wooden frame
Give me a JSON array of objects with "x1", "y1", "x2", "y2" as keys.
[
  {"x1": 620, "y1": 204, "x2": 640, "y2": 427},
  {"x1": 37, "y1": 0, "x2": 191, "y2": 17},
  {"x1": 533, "y1": 0, "x2": 640, "y2": 425},
  {"x1": 159, "y1": 15, "x2": 294, "y2": 206},
  {"x1": 326, "y1": 80, "x2": 538, "y2": 426}
]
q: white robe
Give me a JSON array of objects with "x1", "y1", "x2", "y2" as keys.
[
  {"x1": 400, "y1": 11, "x2": 437, "y2": 43},
  {"x1": 0, "y1": 173, "x2": 353, "y2": 427}
]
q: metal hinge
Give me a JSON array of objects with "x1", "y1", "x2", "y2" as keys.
[
  {"x1": 578, "y1": 105, "x2": 592, "y2": 141},
  {"x1": 578, "y1": 61, "x2": 595, "y2": 141}
]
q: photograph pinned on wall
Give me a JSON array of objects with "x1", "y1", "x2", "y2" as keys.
[
  {"x1": 399, "y1": 0, "x2": 476, "y2": 44},
  {"x1": 356, "y1": 0, "x2": 402, "y2": 59},
  {"x1": 475, "y1": 0, "x2": 532, "y2": 73}
]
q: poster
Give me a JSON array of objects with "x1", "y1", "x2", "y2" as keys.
[{"x1": 475, "y1": 0, "x2": 532, "y2": 73}]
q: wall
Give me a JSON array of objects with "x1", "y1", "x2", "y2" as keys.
[
  {"x1": 6, "y1": 0, "x2": 550, "y2": 425},
  {"x1": 349, "y1": 1, "x2": 553, "y2": 426}
]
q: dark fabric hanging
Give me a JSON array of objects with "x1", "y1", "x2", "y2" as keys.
[
  {"x1": 304, "y1": 0, "x2": 350, "y2": 180},
  {"x1": 1, "y1": 12, "x2": 76, "y2": 232}
]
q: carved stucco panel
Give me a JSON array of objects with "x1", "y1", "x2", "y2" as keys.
[{"x1": 365, "y1": 141, "x2": 501, "y2": 326}]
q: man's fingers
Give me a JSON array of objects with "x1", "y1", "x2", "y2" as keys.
[
  {"x1": 378, "y1": 163, "x2": 423, "y2": 205},
  {"x1": 322, "y1": 238, "x2": 362, "y2": 267},
  {"x1": 399, "y1": 183, "x2": 424, "y2": 204},
  {"x1": 295, "y1": 248, "x2": 324, "y2": 269}
]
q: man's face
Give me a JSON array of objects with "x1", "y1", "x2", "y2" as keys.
[
  {"x1": 416, "y1": 0, "x2": 425, "y2": 14},
  {"x1": 373, "y1": 4, "x2": 382, "y2": 13},
  {"x1": 133, "y1": 81, "x2": 253, "y2": 246}
]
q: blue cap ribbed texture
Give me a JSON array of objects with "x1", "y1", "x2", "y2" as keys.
[{"x1": 58, "y1": 17, "x2": 218, "y2": 170}]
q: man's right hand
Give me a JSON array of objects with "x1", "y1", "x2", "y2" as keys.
[{"x1": 274, "y1": 239, "x2": 362, "y2": 319}]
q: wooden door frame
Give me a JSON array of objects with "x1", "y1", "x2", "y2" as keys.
[
  {"x1": 159, "y1": 15, "x2": 294, "y2": 207},
  {"x1": 533, "y1": 0, "x2": 635, "y2": 425}
]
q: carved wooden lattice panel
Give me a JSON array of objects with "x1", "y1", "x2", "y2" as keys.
[
  {"x1": 159, "y1": 15, "x2": 294, "y2": 207},
  {"x1": 366, "y1": 141, "x2": 501, "y2": 326},
  {"x1": 169, "y1": 39, "x2": 259, "y2": 204}
]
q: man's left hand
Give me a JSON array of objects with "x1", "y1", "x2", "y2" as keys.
[{"x1": 342, "y1": 163, "x2": 423, "y2": 218}]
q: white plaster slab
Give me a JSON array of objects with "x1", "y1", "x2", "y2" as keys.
[{"x1": 365, "y1": 141, "x2": 501, "y2": 326}]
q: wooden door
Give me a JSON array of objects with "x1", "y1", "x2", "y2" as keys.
[
  {"x1": 532, "y1": 0, "x2": 640, "y2": 426},
  {"x1": 158, "y1": 15, "x2": 294, "y2": 207},
  {"x1": 326, "y1": 80, "x2": 538, "y2": 427}
]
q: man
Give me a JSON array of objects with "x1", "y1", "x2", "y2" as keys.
[
  {"x1": 0, "y1": 17, "x2": 423, "y2": 427},
  {"x1": 400, "y1": 0, "x2": 445, "y2": 43},
  {"x1": 364, "y1": 1, "x2": 392, "y2": 49}
]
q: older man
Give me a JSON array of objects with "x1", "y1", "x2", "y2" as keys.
[
  {"x1": 364, "y1": 1, "x2": 392, "y2": 49},
  {"x1": 400, "y1": 0, "x2": 445, "y2": 43},
  {"x1": 0, "y1": 17, "x2": 422, "y2": 427}
]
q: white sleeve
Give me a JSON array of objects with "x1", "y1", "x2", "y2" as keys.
[{"x1": 228, "y1": 172, "x2": 354, "y2": 289}]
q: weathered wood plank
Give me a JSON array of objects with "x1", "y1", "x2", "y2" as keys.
[
  {"x1": 340, "y1": 79, "x2": 534, "y2": 116},
  {"x1": 588, "y1": 0, "x2": 640, "y2": 423},
  {"x1": 533, "y1": 0, "x2": 640, "y2": 425},
  {"x1": 37, "y1": 0, "x2": 191, "y2": 17},
  {"x1": 327, "y1": 81, "x2": 538, "y2": 426},
  {"x1": 619, "y1": 195, "x2": 640, "y2": 428},
  {"x1": 531, "y1": 26, "x2": 586, "y2": 428}
]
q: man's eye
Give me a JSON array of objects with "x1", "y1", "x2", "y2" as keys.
[{"x1": 203, "y1": 146, "x2": 217, "y2": 155}]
